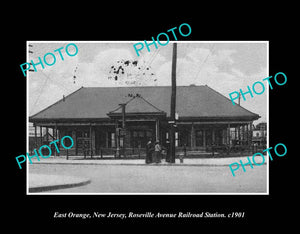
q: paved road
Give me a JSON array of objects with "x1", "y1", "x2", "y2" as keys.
[{"x1": 28, "y1": 164, "x2": 267, "y2": 194}]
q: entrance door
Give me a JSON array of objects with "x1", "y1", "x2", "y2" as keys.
[
  {"x1": 195, "y1": 130, "x2": 204, "y2": 147},
  {"x1": 215, "y1": 129, "x2": 223, "y2": 145}
]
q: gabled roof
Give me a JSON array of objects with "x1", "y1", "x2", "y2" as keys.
[
  {"x1": 108, "y1": 95, "x2": 166, "y2": 116},
  {"x1": 29, "y1": 85, "x2": 260, "y2": 122}
]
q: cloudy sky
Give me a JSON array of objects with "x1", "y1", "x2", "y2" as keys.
[{"x1": 28, "y1": 41, "x2": 268, "y2": 124}]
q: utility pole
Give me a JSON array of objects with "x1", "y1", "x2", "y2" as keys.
[
  {"x1": 169, "y1": 43, "x2": 177, "y2": 163},
  {"x1": 120, "y1": 104, "x2": 126, "y2": 129}
]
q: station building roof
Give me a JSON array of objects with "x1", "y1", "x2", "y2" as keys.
[{"x1": 29, "y1": 85, "x2": 260, "y2": 122}]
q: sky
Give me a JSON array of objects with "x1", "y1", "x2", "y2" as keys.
[{"x1": 28, "y1": 41, "x2": 268, "y2": 124}]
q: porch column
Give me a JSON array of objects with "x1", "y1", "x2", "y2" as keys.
[
  {"x1": 203, "y1": 129, "x2": 206, "y2": 147},
  {"x1": 222, "y1": 128, "x2": 226, "y2": 144},
  {"x1": 246, "y1": 123, "x2": 249, "y2": 145},
  {"x1": 243, "y1": 125, "x2": 246, "y2": 143},
  {"x1": 54, "y1": 124, "x2": 57, "y2": 156},
  {"x1": 34, "y1": 124, "x2": 37, "y2": 149},
  {"x1": 156, "y1": 119, "x2": 160, "y2": 141},
  {"x1": 40, "y1": 126, "x2": 43, "y2": 147},
  {"x1": 46, "y1": 127, "x2": 49, "y2": 143},
  {"x1": 90, "y1": 125, "x2": 93, "y2": 157},
  {"x1": 115, "y1": 120, "x2": 120, "y2": 158},
  {"x1": 227, "y1": 123, "x2": 231, "y2": 145},
  {"x1": 190, "y1": 123, "x2": 195, "y2": 149},
  {"x1": 74, "y1": 129, "x2": 78, "y2": 155},
  {"x1": 247, "y1": 122, "x2": 252, "y2": 146},
  {"x1": 57, "y1": 125, "x2": 60, "y2": 156},
  {"x1": 106, "y1": 131, "x2": 109, "y2": 148},
  {"x1": 241, "y1": 125, "x2": 245, "y2": 144},
  {"x1": 235, "y1": 127, "x2": 237, "y2": 141},
  {"x1": 249, "y1": 122, "x2": 253, "y2": 145}
]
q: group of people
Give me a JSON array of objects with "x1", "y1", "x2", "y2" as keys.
[{"x1": 145, "y1": 138, "x2": 170, "y2": 164}]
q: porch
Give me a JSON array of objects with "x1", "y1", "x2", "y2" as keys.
[{"x1": 30, "y1": 119, "x2": 256, "y2": 158}]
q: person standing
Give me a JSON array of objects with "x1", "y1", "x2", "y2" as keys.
[
  {"x1": 83, "y1": 141, "x2": 88, "y2": 159},
  {"x1": 154, "y1": 140, "x2": 162, "y2": 163},
  {"x1": 165, "y1": 140, "x2": 170, "y2": 162}
]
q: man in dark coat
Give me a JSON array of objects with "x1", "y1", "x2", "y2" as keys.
[
  {"x1": 165, "y1": 140, "x2": 171, "y2": 162},
  {"x1": 145, "y1": 138, "x2": 153, "y2": 164}
]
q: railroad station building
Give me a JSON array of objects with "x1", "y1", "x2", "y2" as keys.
[{"x1": 29, "y1": 85, "x2": 260, "y2": 157}]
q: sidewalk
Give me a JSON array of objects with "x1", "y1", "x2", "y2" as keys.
[{"x1": 28, "y1": 154, "x2": 267, "y2": 166}]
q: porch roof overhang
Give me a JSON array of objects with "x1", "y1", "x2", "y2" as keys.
[
  {"x1": 30, "y1": 113, "x2": 258, "y2": 127},
  {"x1": 177, "y1": 115, "x2": 260, "y2": 122}
]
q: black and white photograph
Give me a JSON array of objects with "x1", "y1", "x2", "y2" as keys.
[
  {"x1": 6, "y1": 10, "x2": 294, "y2": 228},
  {"x1": 26, "y1": 41, "x2": 268, "y2": 194}
]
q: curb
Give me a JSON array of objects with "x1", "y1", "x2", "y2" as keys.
[
  {"x1": 29, "y1": 178, "x2": 91, "y2": 193},
  {"x1": 29, "y1": 161, "x2": 267, "y2": 167}
]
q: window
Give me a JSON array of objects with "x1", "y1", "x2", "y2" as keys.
[
  {"x1": 111, "y1": 132, "x2": 116, "y2": 147},
  {"x1": 139, "y1": 131, "x2": 145, "y2": 137},
  {"x1": 175, "y1": 132, "x2": 178, "y2": 147},
  {"x1": 146, "y1": 131, "x2": 152, "y2": 138}
]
